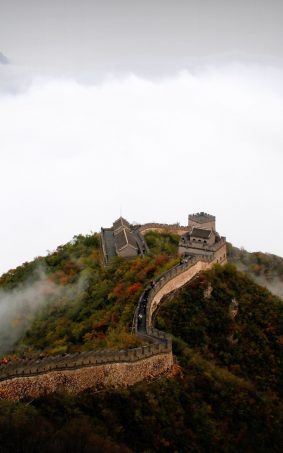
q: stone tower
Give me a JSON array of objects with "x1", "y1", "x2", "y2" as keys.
[{"x1": 188, "y1": 212, "x2": 216, "y2": 231}]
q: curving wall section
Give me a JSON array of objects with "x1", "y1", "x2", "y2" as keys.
[
  {"x1": 0, "y1": 244, "x2": 223, "y2": 400},
  {"x1": 147, "y1": 257, "x2": 214, "y2": 324}
]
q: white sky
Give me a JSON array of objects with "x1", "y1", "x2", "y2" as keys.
[{"x1": 0, "y1": 1, "x2": 283, "y2": 274}]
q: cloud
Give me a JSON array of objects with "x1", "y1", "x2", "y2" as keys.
[
  {"x1": 0, "y1": 267, "x2": 88, "y2": 356},
  {"x1": 0, "y1": 63, "x2": 38, "y2": 94},
  {"x1": 0, "y1": 52, "x2": 9, "y2": 65},
  {"x1": 254, "y1": 276, "x2": 283, "y2": 300},
  {"x1": 0, "y1": 63, "x2": 283, "y2": 275},
  {"x1": 0, "y1": 269, "x2": 58, "y2": 355}
]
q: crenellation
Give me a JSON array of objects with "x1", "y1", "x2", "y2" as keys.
[
  {"x1": 0, "y1": 352, "x2": 174, "y2": 401},
  {"x1": 179, "y1": 213, "x2": 227, "y2": 263},
  {"x1": 188, "y1": 212, "x2": 216, "y2": 231},
  {"x1": 0, "y1": 211, "x2": 227, "y2": 401},
  {"x1": 139, "y1": 223, "x2": 189, "y2": 236}
]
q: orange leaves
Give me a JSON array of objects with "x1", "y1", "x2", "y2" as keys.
[
  {"x1": 111, "y1": 281, "x2": 142, "y2": 299},
  {"x1": 154, "y1": 255, "x2": 169, "y2": 267},
  {"x1": 127, "y1": 282, "x2": 142, "y2": 296},
  {"x1": 112, "y1": 282, "x2": 126, "y2": 298},
  {"x1": 128, "y1": 256, "x2": 145, "y2": 272},
  {"x1": 48, "y1": 260, "x2": 80, "y2": 285},
  {"x1": 49, "y1": 270, "x2": 70, "y2": 286}
]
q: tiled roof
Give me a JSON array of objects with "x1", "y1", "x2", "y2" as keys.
[
  {"x1": 191, "y1": 228, "x2": 212, "y2": 239},
  {"x1": 115, "y1": 228, "x2": 138, "y2": 251},
  {"x1": 101, "y1": 228, "x2": 116, "y2": 261},
  {"x1": 113, "y1": 217, "x2": 131, "y2": 232}
]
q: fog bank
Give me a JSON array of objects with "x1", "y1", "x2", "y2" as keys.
[{"x1": 0, "y1": 269, "x2": 86, "y2": 356}]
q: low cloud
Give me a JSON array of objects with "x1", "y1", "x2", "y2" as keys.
[
  {"x1": 235, "y1": 261, "x2": 283, "y2": 299},
  {"x1": 0, "y1": 268, "x2": 87, "y2": 356},
  {"x1": 0, "y1": 63, "x2": 283, "y2": 275},
  {"x1": 253, "y1": 276, "x2": 283, "y2": 300},
  {"x1": 0, "y1": 63, "x2": 37, "y2": 94},
  {"x1": 0, "y1": 52, "x2": 9, "y2": 65}
]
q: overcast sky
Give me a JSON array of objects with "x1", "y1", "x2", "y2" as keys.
[{"x1": 0, "y1": 0, "x2": 283, "y2": 274}]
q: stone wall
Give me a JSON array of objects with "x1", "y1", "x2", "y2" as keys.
[
  {"x1": 147, "y1": 258, "x2": 213, "y2": 322},
  {"x1": 188, "y1": 219, "x2": 215, "y2": 231},
  {"x1": 188, "y1": 213, "x2": 216, "y2": 231},
  {"x1": 211, "y1": 242, "x2": 227, "y2": 265},
  {"x1": 0, "y1": 230, "x2": 226, "y2": 401},
  {"x1": 178, "y1": 237, "x2": 227, "y2": 259},
  {"x1": 0, "y1": 351, "x2": 173, "y2": 401},
  {"x1": 139, "y1": 223, "x2": 189, "y2": 236},
  {"x1": 178, "y1": 246, "x2": 213, "y2": 257}
]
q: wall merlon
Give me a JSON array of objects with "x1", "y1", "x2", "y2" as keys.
[{"x1": 0, "y1": 217, "x2": 227, "y2": 401}]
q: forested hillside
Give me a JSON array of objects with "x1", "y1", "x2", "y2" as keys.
[
  {"x1": 156, "y1": 264, "x2": 282, "y2": 396},
  {"x1": 0, "y1": 231, "x2": 179, "y2": 358},
  {"x1": 228, "y1": 243, "x2": 283, "y2": 298},
  {"x1": 0, "y1": 231, "x2": 282, "y2": 452}
]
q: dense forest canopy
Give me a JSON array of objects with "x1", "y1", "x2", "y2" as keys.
[
  {"x1": 156, "y1": 264, "x2": 282, "y2": 396},
  {"x1": 0, "y1": 230, "x2": 282, "y2": 451},
  {"x1": 0, "y1": 231, "x2": 179, "y2": 358}
]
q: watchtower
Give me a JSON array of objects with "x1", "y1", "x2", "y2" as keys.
[{"x1": 188, "y1": 212, "x2": 216, "y2": 231}]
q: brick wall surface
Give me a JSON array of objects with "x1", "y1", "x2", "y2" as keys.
[{"x1": 0, "y1": 352, "x2": 173, "y2": 400}]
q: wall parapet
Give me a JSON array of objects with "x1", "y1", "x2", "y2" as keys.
[
  {"x1": 146, "y1": 256, "x2": 213, "y2": 331},
  {"x1": 139, "y1": 223, "x2": 189, "y2": 235},
  {"x1": 0, "y1": 232, "x2": 224, "y2": 399},
  {"x1": 133, "y1": 254, "x2": 216, "y2": 355},
  {"x1": 0, "y1": 342, "x2": 171, "y2": 383},
  {"x1": 179, "y1": 236, "x2": 226, "y2": 252}
]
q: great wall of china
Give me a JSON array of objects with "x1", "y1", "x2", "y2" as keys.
[
  {"x1": 139, "y1": 223, "x2": 189, "y2": 236},
  {"x1": 0, "y1": 224, "x2": 227, "y2": 401}
]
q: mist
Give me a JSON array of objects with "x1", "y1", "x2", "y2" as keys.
[
  {"x1": 0, "y1": 52, "x2": 9, "y2": 65},
  {"x1": 235, "y1": 261, "x2": 283, "y2": 300},
  {"x1": 0, "y1": 63, "x2": 283, "y2": 276},
  {"x1": 254, "y1": 277, "x2": 283, "y2": 300},
  {"x1": 0, "y1": 268, "x2": 86, "y2": 357}
]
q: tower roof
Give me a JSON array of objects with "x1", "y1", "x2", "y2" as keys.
[
  {"x1": 191, "y1": 227, "x2": 212, "y2": 239},
  {"x1": 115, "y1": 228, "x2": 138, "y2": 251},
  {"x1": 113, "y1": 217, "x2": 131, "y2": 233}
]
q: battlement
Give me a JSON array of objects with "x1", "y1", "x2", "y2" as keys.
[
  {"x1": 189, "y1": 212, "x2": 215, "y2": 222},
  {"x1": 0, "y1": 211, "x2": 227, "y2": 401},
  {"x1": 188, "y1": 212, "x2": 216, "y2": 231},
  {"x1": 0, "y1": 343, "x2": 171, "y2": 383},
  {"x1": 139, "y1": 223, "x2": 189, "y2": 236}
]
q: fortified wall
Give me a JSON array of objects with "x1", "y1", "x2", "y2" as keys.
[
  {"x1": 139, "y1": 223, "x2": 189, "y2": 236},
  {"x1": 0, "y1": 255, "x2": 216, "y2": 401},
  {"x1": 0, "y1": 213, "x2": 227, "y2": 401},
  {"x1": 147, "y1": 257, "x2": 214, "y2": 322},
  {"x1": 133, "y1": 254, "x2": 223, "y2": 338},
  {"x1": 0, "y1": 344, "x2": 172, "y2": 401}
]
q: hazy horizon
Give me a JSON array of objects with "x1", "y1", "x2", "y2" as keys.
[{"x1": 0, "y1": 0, "x2": 283, "y2": 274}]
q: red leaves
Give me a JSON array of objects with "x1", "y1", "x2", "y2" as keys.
[
  {"x1": 112, "y1": 282, "x2": 126, "y2": 298},
  {"x1": 154, "y1": 255, "x2": 169, "y2": 267},
  {"x1": 144, "y1": 264, "x2": 157, "y2": 277},
  {"x1": 127, "y1": 282, "x2": 142, "y2": 296},
  {"x1": 111, "y1": 281, "x2": 142, "y2": 299}
]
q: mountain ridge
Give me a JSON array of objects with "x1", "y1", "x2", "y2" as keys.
[{"x1": 0, "y1": 230, "x2": 281, "y2": 451}]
